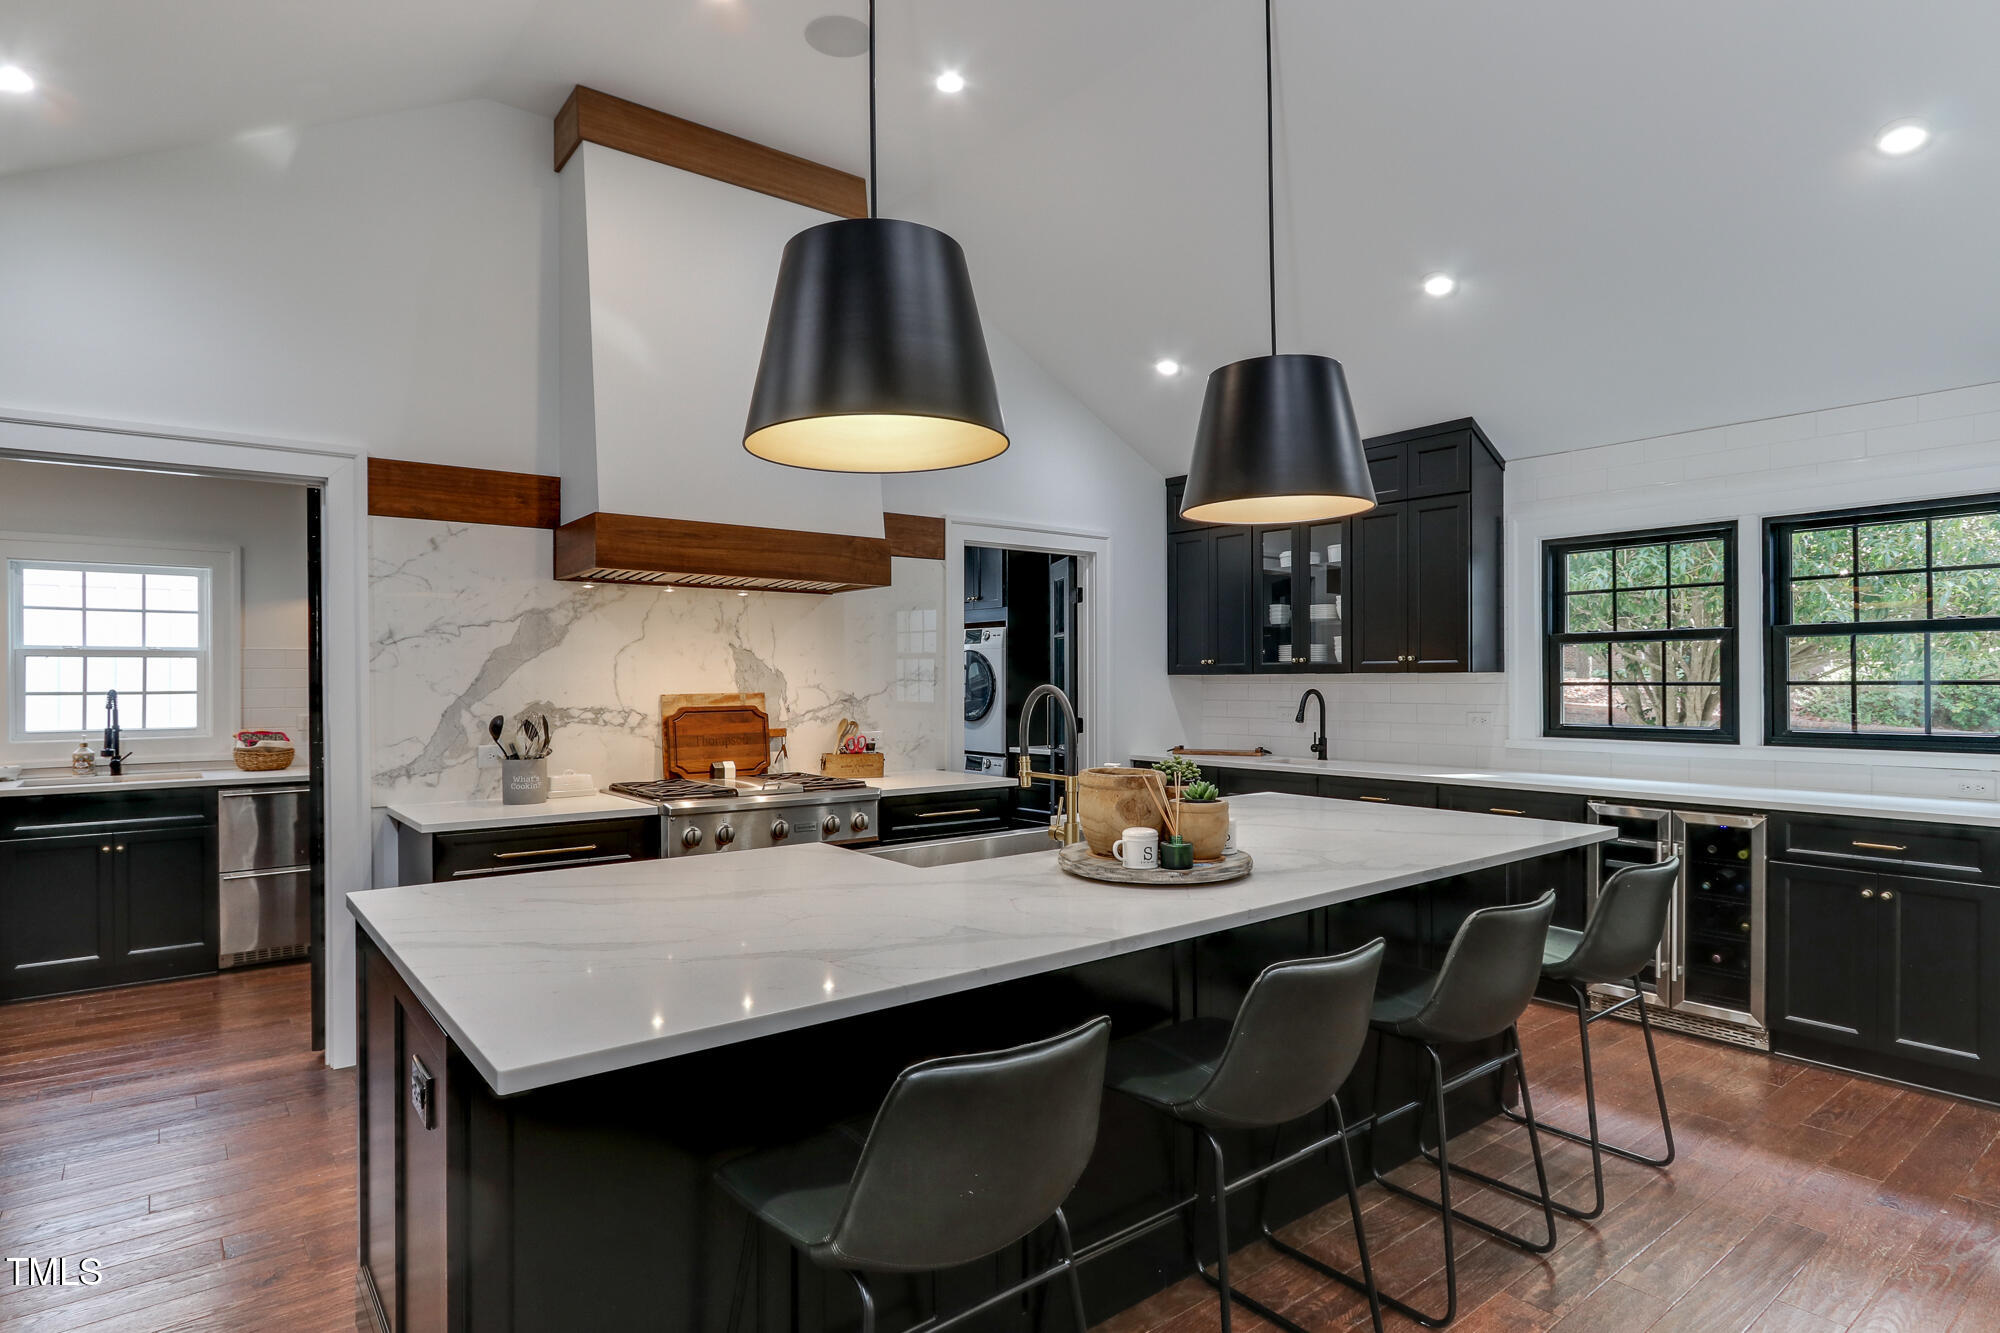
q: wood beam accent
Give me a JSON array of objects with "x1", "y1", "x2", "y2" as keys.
[
  {"x1": 554, "y1": 512, "x2": 891, "y2": 593},
  {"x1": 882, "y1": 513, "x2": 946, "y2": 561},
  {"x1": 553, "y1": 86, "x2": 867, "y2": 220},
  {"x1": 367, "y1": 458, "x2": 561, "y2": 530}
]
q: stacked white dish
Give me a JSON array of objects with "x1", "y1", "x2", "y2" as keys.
[
  {"x1": 1308, "y1": 602, "x2": 1338, "y2": 621},
  {"x1": 1268, "y1": 603, "x2": 1292, "y2": 626}
]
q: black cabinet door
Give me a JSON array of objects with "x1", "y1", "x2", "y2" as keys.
[
  {"x1": 1408, "y1": 494, "x2": 1473, "y2": 672},
  {"x1": 965, "y1": 546, "x2": 1006, "y2": 621},
  {"x1": 116, "y1": 826, "x2": 215, "y2": 978},
  {"x1": 1767, "y1": 863, "x2": 1879, "y2": 1051},
  {"x1": 1877, "y1": 872, "x2": 2000, "y2": 1075},
  {"x1": 1405, "y1": 429, "x2": 1475, "y2": 499},
  {"x1": 0, "y1": 833, "x2": 112, "y2": 1001},
  {"x1": 1364, "y1": 444, "x2": 1406, "y2": 503},
  {"x1": 1350, "y1": 505, "x2": 1409, "y2": 671},
  {"x1": 1211, "y1": 528, "x2": 1256, "y2": 673},
  {"x1": 1168, "y1": 530, "x2": 1216, "y2": 673}
]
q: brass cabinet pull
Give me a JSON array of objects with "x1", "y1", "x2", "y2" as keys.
[
  {"x1": 1358, "y1": 795, "x2": 1390, "y2": 803},
  {"x1": 1861, "y1": 888, "x2": 1876, "y2": 899},
  {"x1": 1880, "y1": 890, "x2": 1895, "y2": 901},
  {"x1": 917, "y1": 808, "x2": 983, "y2": 819},
  {"x1": 1852, "y1": 840, "x2": 1908, "y2": 852},
  {"x1": 1490, "y1": 807, "x2": 1526, "y2": 815},
  {"x1": 495, "y1": 844, "x2": 599, "y2": 860}
]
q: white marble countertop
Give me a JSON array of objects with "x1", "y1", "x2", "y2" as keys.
[
  {"x1": 1132, "y1": 753, "x2": 2000, "y2": 829},
  {"x1": 347, "y1": 792, "x2": 1609, "y2": 1096},
  {"x1": 0, "y1": 764, "x2": 310, "y2": 797},
  {"x1": 383, "y1": 791, "x2": 660, "y2": 834},
  {"x1": 868, "y1": 770, "x2": 1019, "y2": 797}
]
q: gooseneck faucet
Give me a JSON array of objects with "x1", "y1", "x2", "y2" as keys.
[
  {"x1": 1018, "y1": 683, "x2": 1081, "y2": 846},
  {"x1": 101, "y1": 690, "x2": 132, "y2": 776},
  {"x1": 1295, "y1": 688, "x2": 1328, "y2": 761}
]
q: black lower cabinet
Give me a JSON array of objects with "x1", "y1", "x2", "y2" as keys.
[
  {"x1": 875, "y1": 788, "x2": 1013, "y2": 843},
  {"x1": 0, "y1": 815, "x2": 216, "y2": 1002},
  {"x1": 1769, "y1": 862, "x2": 2000, "y2": 1082}
]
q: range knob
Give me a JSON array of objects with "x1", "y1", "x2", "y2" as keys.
[
  {"x1": 851, "y1": 812, "x2": 870, "y2": 833},
  {"x1": 715, "y1": 823, "x2": 736, "y2": 847},
  {"x1": 680, "y1": 826, "x2": 704, "y2": 849},
  {"x1": 822, "y1": 814, "x2": 841, "y2": 837},
  {"x1": 770, "y1": 818, "x2": 790, "y2": 841}
]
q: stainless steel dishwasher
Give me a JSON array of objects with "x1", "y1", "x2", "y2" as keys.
[{"x1": 218, "y1": 784, "x2": 313, "y2": 967}]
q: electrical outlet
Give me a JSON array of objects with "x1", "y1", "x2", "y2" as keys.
[
  {"x1": 477, "y1": 745, "x2": 503, "y2": 770},
  {"x1": 1956, "y1": 775, "x2": 1996, "y2": 798},
  {"x1": 1466, "y1": 710, "x2": 1495, "y2": 728}
]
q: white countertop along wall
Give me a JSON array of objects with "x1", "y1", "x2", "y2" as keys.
[
  {"x1": 1132, "y1": 752, "x2": 2000, "y2": 829},
  {"x1": 348, "y1": 792, "x2": 1609, "y2": 1095},
  {"x1": 0, "y1": 765, "x2": 310, "y2": 798}
]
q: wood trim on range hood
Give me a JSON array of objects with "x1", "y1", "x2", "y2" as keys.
[
  {"x1": 367, "y1": 458, "x2": 561, "y2": 529},
  {"x1": 553, "y1": 86, "x2": 867, "y2": 219},
  {"x1": 554, "y1": 512, "x2": 893, "y2": 592}
]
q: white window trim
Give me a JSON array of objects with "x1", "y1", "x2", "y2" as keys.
[{"x1": 0, "y1": 531, "x2": 240, "y2": 765}]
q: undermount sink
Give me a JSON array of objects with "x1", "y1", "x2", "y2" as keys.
[
  {"x1": 862, "y1": 827, "x2": 1058, "y2": 869},
  {"x1": 16, "y1": 770, "x2": 208, "y2": 787}
]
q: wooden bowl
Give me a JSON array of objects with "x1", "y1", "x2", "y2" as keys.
[
  {"x1": 1177, "y1": 799, "x2": 1230, "y2": 861},
  {"x1": 1077, "y1": 766, "x2": 1168, "y2": 857}
]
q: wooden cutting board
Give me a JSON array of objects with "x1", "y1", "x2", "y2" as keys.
[{"x1": 660, "y1": 693, "x2": 771, "y2": 779}]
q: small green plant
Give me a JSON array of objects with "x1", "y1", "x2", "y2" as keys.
[
  {"x1": 1181, "y1": 780, "x2": 1221, "y2": 802},
  {"x1": 1154, "y1": 756, "x2": 1202, "y2": 787}
]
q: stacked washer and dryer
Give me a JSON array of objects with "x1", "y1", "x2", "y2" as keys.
[{"x1": 963, "y1": 625, "x2": 1007, "y2": 774}]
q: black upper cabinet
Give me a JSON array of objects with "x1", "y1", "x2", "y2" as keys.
[
  {"x1": 1168, "y1": 419, "x2": 1502, "y2": 676},
  {"x1": 964, "y1": 545, "x2": 1006, "y2": 623}
]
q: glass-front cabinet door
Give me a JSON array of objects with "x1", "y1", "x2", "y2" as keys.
[{"x1": 1255, "y1": 522, "x2": 1347, "y2": 672}]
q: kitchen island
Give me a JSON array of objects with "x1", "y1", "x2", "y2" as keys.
[{"x1": 349, "y1": 792, "x2": 1609, "y2": 1333}]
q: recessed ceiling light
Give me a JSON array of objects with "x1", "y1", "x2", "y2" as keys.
[
  {"x1": 1421, "y1": 273, "x2": 1457, "y2": 298},
  {"x1": 1154, "y1": 358, "x2": 1182, "y2": 377},
  {"x1": 934, "y1": 70, "x2": 965, "y2": 94},
  {"x1": 0, "y1": 65, "x2": 34, "y2": 95},
  {"x1": 1875, "y1": 121, "x2": 1930, "y2": 156}
]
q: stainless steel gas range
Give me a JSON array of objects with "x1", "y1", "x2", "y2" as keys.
[{"x1": 607, "y1": 773, "x2": 880, "y2": 856}]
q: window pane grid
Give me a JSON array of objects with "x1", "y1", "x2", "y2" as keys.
[
  {"x1": 1771, "y1": 500, "x2": 2000, "y2": 748},
  {"x1": 1547, "y1": 525, "x2": 1736, "y2": 740},
  {"x1": 11, "y1": 559, "x2": 209, "y2": 739}
]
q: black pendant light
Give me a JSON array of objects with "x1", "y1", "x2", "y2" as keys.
[
  {"x1": 744, "y1": 0, "x2": 1007, "y2": 473},
  {"x1": 1179, "y1": 0, "x2": 1375, "y2": 524}
]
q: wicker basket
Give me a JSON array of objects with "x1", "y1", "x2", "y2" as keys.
[{"x1": 233, "y1": 746, "x2": 296, "y2": 772}]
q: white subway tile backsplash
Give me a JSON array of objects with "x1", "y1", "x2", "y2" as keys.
[
  {"x1": 1767, "y1": 431, "x2": 1865, "y2": 470},
  {"x1": 1918, "y1": 382, "x2": 2000, "y2": 421},
  {"x1": 1725, "y1": 413, "x2": 1818, "y2": 448},
  {"x1": 1814, "y1": 398, "x2": 1919, "y2": 436},
  {"x1": 1864, "y1": 414, "x2": 1982, "y2": 456}
]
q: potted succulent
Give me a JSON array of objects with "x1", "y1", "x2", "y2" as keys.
[
  {"x1": 1152, "y1": 756, "x2": 1203, "y2": 798},
  {"x1": 1175, "y1": 780, "x2": 1231, "y2": 862}
]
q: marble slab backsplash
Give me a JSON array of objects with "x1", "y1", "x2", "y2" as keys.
[{"x1": 370, "y1": 517, "x2": 949, "y2": 804}]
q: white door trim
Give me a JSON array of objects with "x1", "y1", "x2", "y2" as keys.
[
  {"x1": 0, "y1": 410, "x2": 369, "y2": 1070},
  {"x1": 944, "y1": 517, "x2": 1113, "y2": 774}
]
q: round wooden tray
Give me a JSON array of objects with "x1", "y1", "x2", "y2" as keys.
[{"x1": 1057, "y1": 842, "x2": 1253, "y2": 888}]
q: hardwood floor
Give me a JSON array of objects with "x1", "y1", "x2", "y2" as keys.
[
  {"x1": 4, "y1": 967, "x2": 1998, "y2": 1332},
  {"x1": 0, "y1": 964, "x2": 366, "y2": 1332},
  {"x1": 1095, "y1": 1000, "x2": 2000, "y2": 1333}
]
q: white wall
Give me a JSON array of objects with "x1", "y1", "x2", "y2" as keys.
[
  {"x1": 1180, "y1": 379, "x2": 2000, "y2": 802},
  {"x1": 0, "y1": 460, "x2": 310, "y2": 762},
  {"x1": 884, "y1": 328, "x2": 1192, "y2": 767},
  {"x1": 0, "y1": 99, "x2": 557, "y2": 471}
]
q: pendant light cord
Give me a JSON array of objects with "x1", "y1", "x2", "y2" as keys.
[
  {"x1": 868, "y1": 0, "x2": 879, "y2": 219},
  {"x1": 1264, "y1": 0, "x2": 1277, "y2": 358}
]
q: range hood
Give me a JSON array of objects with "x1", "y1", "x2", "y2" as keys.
[
  {"x1": 554, "y1": 134, "x2": 893, "y2": 591},
  {"x1": 553, "y1": 512, "x2": 888, "y2": 593}
]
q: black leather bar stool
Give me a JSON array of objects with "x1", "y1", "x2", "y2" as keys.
[
  {"x1": 1095, "y1": 940, "x2": 1387, "y2": 1333},
  {"x1": 1365, "y1": 892, "x2": 1559, "y2": 1329},
  {"x1": 1499, "y1": 857, "x2": 1681, "y2": 1220},
  {"x1": 715, "y1": 1017, "x2": 1110, "y2": 1333}
]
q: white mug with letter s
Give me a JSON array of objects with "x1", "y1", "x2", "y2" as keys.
[
  {"x1": 1112, "y1": 826, "x2": 1159, "y2": 870},
  {"x1": 1223, "y1": 820, "x2": 1238, "y2": 855}
]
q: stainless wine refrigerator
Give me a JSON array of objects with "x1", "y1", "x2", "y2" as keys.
[{"x1": 1586, "y1": 802, "x2": 1770, "y2": 1048}]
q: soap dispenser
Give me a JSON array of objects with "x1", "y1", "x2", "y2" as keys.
[{"x1": 71, "y1": 739, "x2": 97, "y2": 776}]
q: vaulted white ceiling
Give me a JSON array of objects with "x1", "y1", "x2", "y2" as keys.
[{"x1": 4, "y1": 0, "x2": 1996, "y2": 467}]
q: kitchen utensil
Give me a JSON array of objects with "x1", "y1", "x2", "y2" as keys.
[
  {"x1": 662, "y1": 702, "x2": 771, "y2": 780},
  {"x1": 540, "y1": 714, "x2": 553, "y2": 758},
  {"x1": 489, "y1": 715, "x2": 505, "y2": 751}
]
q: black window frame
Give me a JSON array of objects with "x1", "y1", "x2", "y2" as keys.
[
  {"x1": 1764, "y1": 492, "x2": 2000, "y2": 753},
  {"x1": 1542, "y1": 522, "x2": 1740, "y2": 743}
]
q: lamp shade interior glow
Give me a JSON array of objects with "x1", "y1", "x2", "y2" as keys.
[{"x1": 744, "y1": 413, "x2": 1008, "y2": 472}]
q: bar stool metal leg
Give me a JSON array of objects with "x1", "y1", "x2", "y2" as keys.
[
  {"x1": 1498, "y1": 979, "x2": 1677, "y2": 1220},
  {"x1": 845, "y1": 1271, "x2": 877, "y2": 1333},
  {"x1": 1254, "y1": 1099, "x2": 1386, "y2": 1333}
]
